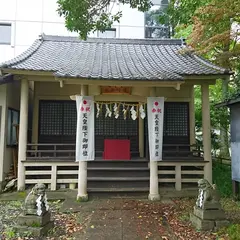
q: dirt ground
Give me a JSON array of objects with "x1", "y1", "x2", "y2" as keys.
[{"x1": 0, "y1": 197, "x2": 239, "y2": 240}]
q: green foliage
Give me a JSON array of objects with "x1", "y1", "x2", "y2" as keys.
[
  {"x1": 31, "y1": 222, "x2": 41, "y2": 227},
  {"x1": 213, "y1": 161, "x2": 232, "y2": 197},
  {"x1": 226, "y1": 224, "x2": 240, "y2": 240},
  {"x1": 57, "y1": 0, "x2": 152, "y2": 40},
  {"x1": 165, "y1": 0, "x2": 210, "y2": 28},
  {"x1": 3, "y1": 227, "x2": 16, "y2": 239}
]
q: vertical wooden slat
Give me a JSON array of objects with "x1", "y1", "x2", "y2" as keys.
[
  {"x1": 175, "y1": 164, "x2": 182, "y2": 191},
  {"x1": 51, "y1": 165, "x2": 57, "y2": 191},
  {"x1": 54, "y1": 144, "x2": 57, "y2": 158}
]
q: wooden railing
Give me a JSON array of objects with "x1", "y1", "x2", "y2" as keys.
[
  {"x1": 157, "y1": 161, "x2": 205, "y2": 191},
  {"x1": 23, "y1": 160, "x2": 206, "y2": 191},
  {"x1": 24, "y1": 161, "x2": 78, "y2": 190},
  {"x1": 26, "y1": 143, "x2": 203, "y2": 160}
]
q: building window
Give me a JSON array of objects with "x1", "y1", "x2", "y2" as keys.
[
  {"x1": 98, "y1": 29, "x2": 116, "y2": 38},
  {"x1": 7, "y1": 108, "x2": 19, "y2": 146},
  {"x1": 0, "y1": 23, "x2": 11, "y2": 45},
  {"x1": 145, "y1": 1, "x2": 170, "y2": 39}
]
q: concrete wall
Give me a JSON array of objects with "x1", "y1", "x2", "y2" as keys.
[{"x1": 32, "y1": 82, "x2": 193, "y2": 145}]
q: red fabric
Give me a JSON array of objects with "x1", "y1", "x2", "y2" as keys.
[{"x1": 103, "y1": 139, "x2": 131, "y2": 160}]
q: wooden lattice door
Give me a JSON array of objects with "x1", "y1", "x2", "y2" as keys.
[{"x1": 95, "y1": 104, "x2": 139, "y2": 157}]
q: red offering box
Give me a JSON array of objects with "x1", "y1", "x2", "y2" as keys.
[{"x1": 103, "y1": 139, "x2": 131, "y2": 160}]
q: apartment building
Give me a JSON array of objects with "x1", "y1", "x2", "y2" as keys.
[{"x1": 0, "y1": 0, "x2": 169, "y2": 62}]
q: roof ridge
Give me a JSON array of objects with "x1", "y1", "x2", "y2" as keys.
[
  {"x1": 0, "y1": 38, "x2": 43, "y2": 68},
  {"x1": 41, "y1": 34, "x2": 184, "y2": 45}
]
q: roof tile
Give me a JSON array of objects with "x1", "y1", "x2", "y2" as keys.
[{"x1": 0, "y1": 34, "x2": 230, "y2": 81}]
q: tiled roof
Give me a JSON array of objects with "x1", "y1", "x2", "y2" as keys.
[{"x1": 0, "y1": 34, "x2": 231, "y2": 81}]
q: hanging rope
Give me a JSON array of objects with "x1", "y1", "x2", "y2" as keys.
[{"x1": 95, "y1": 101, "x2": 147, "y2": 120}]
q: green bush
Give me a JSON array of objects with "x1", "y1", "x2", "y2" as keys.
[{"x1": 213, "y1": 161, "x2": 232, "y2": 197}]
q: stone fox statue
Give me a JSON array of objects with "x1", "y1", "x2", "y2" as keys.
[
  {"x1": 196, "y1": 179, "x2": 220, "y2": 209},
  {"x1": 24, "y1": 183, "x2": 49, "y2": 216}
]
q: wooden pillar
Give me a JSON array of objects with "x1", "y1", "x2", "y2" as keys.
[
  {"x1": 139, "y1": 111, "x2": 144, "y2": 158},
  {"x1": 189, "y1": 85, "x2": 196, "y2": 145},
  {"x1": 18, "y1": 79, "x2": 29, "y2": 191},
  {"x1": 148, "y1": 87, "x2": 160, "y2": 201},
  {"x1": 0, "y1": 86, "x2": 7, "y2": 191},
  {"x1": 201, "y1": 84, "x2": 212, "y2": 183},
  {"x1": 77, "y1": 85, "x2": 89, "y2": 201}
]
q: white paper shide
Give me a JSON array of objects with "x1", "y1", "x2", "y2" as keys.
[
  {"x1": 76, "y1": 96, "x2": 95, "y2": 161},
  {"x1": 147, "y1": 97, "x2": 164, "y2": 161}
]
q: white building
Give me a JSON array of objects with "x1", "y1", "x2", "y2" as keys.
[
  {"x1": 0, "y1": 0, "x2": 169, "y2": 190},
  {"x1": 0, "y1": 0, "x2": 169, "y2": 63}
]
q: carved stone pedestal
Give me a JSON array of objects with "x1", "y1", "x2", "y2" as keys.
[
  {"x1": 190, "y1": 206, "x2": 229, "y2": 231},
  {"x1": 190, "y1": 179, "x2": 229, "y2": 231},
  {"x1": 15, "y1": 212, "x2": 54, "y2": 237},
  {"x1": 15, "y1": 183, "x2": 54, "y2": 237}
]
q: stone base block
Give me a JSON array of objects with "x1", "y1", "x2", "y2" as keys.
[
  {"x1": 148, "y1": 194, "x2": 160, "y2": 201},
  {"x1": 194, "y1": 206, "x2": 226, "y2": 220},
  {"x1": 18, "y1": 212, "x2": 51, "y2": 227},
  {"x1": 14, "y1": 221, "x2": 54, "y2": 237},
  {"x1": 190, "y1": 213, "x2": 215, "y2": 231},
  {"x1": 202, "y1": 202, "x2": 222, "y2": 210},
  {"x1": 215, "y1": 220, "x2": 230, "y2": 230},
  {"x1": 77, "y1": 194, "x2": 88, "y2": 202}
]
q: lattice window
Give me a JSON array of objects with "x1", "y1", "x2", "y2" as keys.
[
  {"x1": 95, "y1": 105, "x2": 104, "y2": 135},
  {"x1": 144, "y1": 102, "x2": 189, "y2": 138},
  {"x1": 165, "y1": 103, "x2": 189, "y2": 137},
  {"x1": 63, "y1": 102, "x2": 77, "y2": 135},
  {"x1": 39, "y1": 102, "x2": 62, "y2": 135}
]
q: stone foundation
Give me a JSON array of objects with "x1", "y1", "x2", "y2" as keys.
[
  {"x1": 190, "y1": 207, "x2": 229, "y2": 231},
  {"x1": 15, "y1": 212, "x2": 54, "y2": 237}
]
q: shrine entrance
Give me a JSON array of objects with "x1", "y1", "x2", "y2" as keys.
[
  {"x1": 38, "y1": 100, "x2": 139, "y2": 159},
  {"x1": 95, "y1": 103, "x2": 139, "y2": 158}
]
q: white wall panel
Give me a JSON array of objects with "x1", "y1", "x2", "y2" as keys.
[
  {"x1": 0, "y1": 45, "x2": 14, "y2": 62},
  {"x1": 119, "y1": 26, "x2": 144, "y2": 39},
  {"x1": 42, "y1": 22, "x2": 70, "y2": 36},
  {"x1": 16, "y1": 0, "x2": 43, "y2": 21},
  {"x1": 0, "y1": 0, "x2": 17, "y2": 21},
  {"x1": 42, "y1": 0, "x2": 64, "y2": 23},
  {"x1": 119, "y1": 4, "x2": 145, "y2": 27}
]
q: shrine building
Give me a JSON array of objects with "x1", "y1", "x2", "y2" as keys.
[{"x1": 0, "y1": 34, "x2": 231, "y2": 200}]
